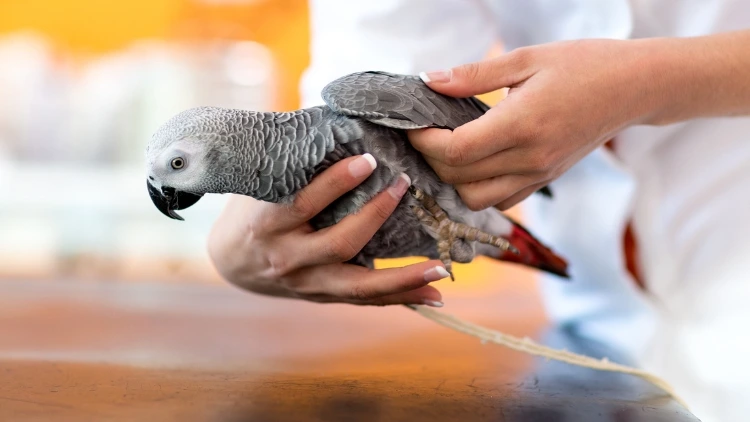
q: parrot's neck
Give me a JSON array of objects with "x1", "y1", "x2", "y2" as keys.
[{"x1": 230, "y1": 106, "x2": 364, "y2": 203}]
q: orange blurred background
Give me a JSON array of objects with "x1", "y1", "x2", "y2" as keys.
[
  {"x1": 0, "y1": 0, "x2": 534, "y2": 296},
  {"x1": 0, "y1": 0, "x2": 310, "y2": 109}
]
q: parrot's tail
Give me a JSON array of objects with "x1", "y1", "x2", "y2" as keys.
[{"x1": 495, "y1": 217, "x2": 570, "y2": 279}]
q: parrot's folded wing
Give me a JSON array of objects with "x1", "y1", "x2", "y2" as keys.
[
  {"x1": 322, "y1": 71, "x2": 555, "y2": 200},
  {"x1": 321, "y1": 71, "x2": 489, "y2": 130}
]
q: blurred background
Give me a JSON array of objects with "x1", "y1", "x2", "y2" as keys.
[
  {"x1": 0, "y1": 3, "x2": 558, "y2": 419},
  {"x1": 0, "y1": 0, "x2": 529, "y2": 293}
]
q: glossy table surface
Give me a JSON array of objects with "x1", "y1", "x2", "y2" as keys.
[{"x1": 0, "y1": 279, "x2": 698, "y2": 422}]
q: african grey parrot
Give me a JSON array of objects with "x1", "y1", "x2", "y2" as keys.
[{"x1": 146, "y1": 71, "x2": 569, "y2": 279}]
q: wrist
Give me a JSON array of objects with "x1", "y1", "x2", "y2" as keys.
[
  {"x1": 633, "y1": 31, "x2": 750, "y2": 126},
  {"x1": 622, "y1": 37, "x2": 694, "y2": 127}
]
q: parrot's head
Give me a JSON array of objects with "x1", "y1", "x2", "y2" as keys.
[{"x1": 145, "y1": 106, "x2": 248, "y2": 221}]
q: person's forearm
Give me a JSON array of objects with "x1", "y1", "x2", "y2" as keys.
[
  {"x1": 640, "y1": 29, "x2": 750, "y2": 126},
  {"x1": 411, "y1": 32, "x2": 750, "y2": 209}
]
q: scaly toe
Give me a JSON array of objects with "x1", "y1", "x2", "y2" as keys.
[{"x1": 441, "y1": 258, "x2": 455, "y2": 282}]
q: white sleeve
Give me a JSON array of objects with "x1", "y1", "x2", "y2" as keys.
[{"x1": 299, "y1": 0, "x2": 498, "y2": 108}]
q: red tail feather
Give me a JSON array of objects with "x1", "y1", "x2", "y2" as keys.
[{"x1": 496, "y1": 219, "x2": 570, "y2": 279}]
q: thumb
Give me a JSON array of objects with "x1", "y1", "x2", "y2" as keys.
[{"x1": 419, "y1": 51, "x2": 533, "y2": 98}]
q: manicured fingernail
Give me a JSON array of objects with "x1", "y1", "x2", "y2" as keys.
[
  {"x1": 424, "y1": 265, "x2": 450, "y2": 282},
  {"x1": 387, "y1": 173, "x2": 411, "y2": 199},
  {"x1": 423, "y1": 299, "x2": 444, "y2": 308},
  {"x1": 348, "y1": 153, "x2": 377, "y2": 178},
  {"x1": 419, "y1": 70, "x2": 451, "y2": 84}
]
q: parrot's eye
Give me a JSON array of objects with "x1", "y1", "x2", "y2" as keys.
[{"x1": 170, "y1": 157, "x2": 185, "y2": 170}]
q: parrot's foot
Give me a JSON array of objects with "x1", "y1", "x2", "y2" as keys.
[
  {"x1": 410, "y1": 204, "x2": 456, "y2": 280},
  {"x1": 409, "y1": 187, "x2": 519, "y2": 281}
]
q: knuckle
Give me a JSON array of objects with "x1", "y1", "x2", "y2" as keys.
[
  {"x1": 371, "y1": 198, "x2": 395, "y2": 222},
  {"x1": 324, "y1": 169, "x2": 350, "y2": 191},
  {"x1": 530, "y1": 117, "x2": 550, "y2": 142},
  {"x1": 443, "y1": 141, "x2": 467, "y2": 166},
  {"x1": 323, "y1": 236, "x2": 359, "y2": 262},
  {"x1": 517, "y1": 115, "x2": 544, "y2": 144},
  {"x1": 242, "y1": 216, "x2": 263, "y2": 239},
  {"x1": 510, "y1": 96, "x2": 545, "y2": 141},
  {"x1": 241, "y1": 215, "x2": 275, "y2": 246},
  {"x1": 263, "y1": 250, "x2": 293, "y2": 279},
  {"x1": 322, "y1": 242, "x2": 345, "y2": 262},
  {"x1": 530, "y1": 150, "x2": 556, "y2": 173},
  {"x1": 349, "y1": 283, "x2": 376, "y2": 301},
  {"x1": 289, "y1": 191, "x2": 317, "y2": 221},
  {"x1": 457, "y1": 62, "x2": 483, "y2": 83},
  {"x1": 507, "y1": 46, "x2": 534, "y2": 68}
]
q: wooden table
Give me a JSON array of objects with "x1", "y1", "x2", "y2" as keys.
[{"x1": 0, "y1": 279, "x2": 697, "y2": 421}]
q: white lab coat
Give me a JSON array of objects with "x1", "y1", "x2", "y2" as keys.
[{"x1": 300, "y1": 2, "x2": 750, "y2": 420}]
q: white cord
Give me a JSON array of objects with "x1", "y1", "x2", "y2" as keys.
[{"x1": 407, "y1": 304, "x2": 688, "y2": 408}]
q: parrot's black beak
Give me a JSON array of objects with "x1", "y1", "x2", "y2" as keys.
[{"x1": 147, "y1": 180, "x2": 204, "y2": 221}]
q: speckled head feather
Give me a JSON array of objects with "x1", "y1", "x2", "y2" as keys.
[{"x1": 146, "y1": 105, "x2": 346, "y2": 203}]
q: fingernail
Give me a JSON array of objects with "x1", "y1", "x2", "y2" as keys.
[
  {"x1": 423, "y1": 299, "x2": 444, "y2": 308},
  {"x1": 423, "y1": 265, "x2": 450, "y2": 282},
  {"x1": 387, "y1": 172, "x2": 411, "y2": 199},
  {"x1": 419, "y1": 70, "x2": 451, "y2": 84},
  {"x1": 348, "y1": 153, "x2": 377, "y2": 178}
]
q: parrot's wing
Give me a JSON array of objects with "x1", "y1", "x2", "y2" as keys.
[
  {"x1": 321, "y1": 71, "x2": 489, "y2": 130},
  {"x1": 322, "y1": 71, "x2": 554, "y2": 200}
]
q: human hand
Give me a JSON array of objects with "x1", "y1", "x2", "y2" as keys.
[
  {"x1": 207, "y1": 154, "x2": 448, "y2": 307},
  {"x1": 410, "y1": 38, "x2": 667, "y2": 210}
]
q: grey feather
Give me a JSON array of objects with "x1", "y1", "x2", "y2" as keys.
[
  {"x1": 322, "y1": 71, "x2": 489, "y2": 129},
  {"x1": 146, "y1": 71, "x2": 558, "y2": 272}
]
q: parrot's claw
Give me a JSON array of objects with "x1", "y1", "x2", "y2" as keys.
[
  {"x1": 411, "y1": 205, "x2": 455, "y2": 280},
  {"x1": 410, "y1": 188, "x2": 518, "y2": 281}
]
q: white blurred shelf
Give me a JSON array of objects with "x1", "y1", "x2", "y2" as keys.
[
  {"x1": 0, "y1": 35, "x2": 278, "y2": 263},
  {"x1": 0, "y1": 162, "x2": 230, "y2": 258}
]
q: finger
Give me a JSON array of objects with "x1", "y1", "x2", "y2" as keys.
[
  {"x1": 455, "y1": 174, "x2": 537, "y2": 211},
  {"x1": 292, "y1": 259, "x2": 450, "y2": 302},
  {"x1": 273, "y1": 154, "x2": 378, "y2": 231},
  {"x1": 303, "y1": 285, "x2": 444, "y2": 307},
  {"x1": 418, "y1": 48, "x2": 537, "y2": 97},
  {"x1": 353, "y1": 285, "x2": 444, "y2": 307},
  {"x1": 423, "y1": 148, "x2": 528, "y2": 184},
  {"x1": 295, "y1": 173, "x2": 411, "y2": 267},
  {"x1": 408, "y1": 108, "x2": 517, "y2": 167},
  {"x1": 494, "y1": 182, "x2": 549, "y2": 211}
]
